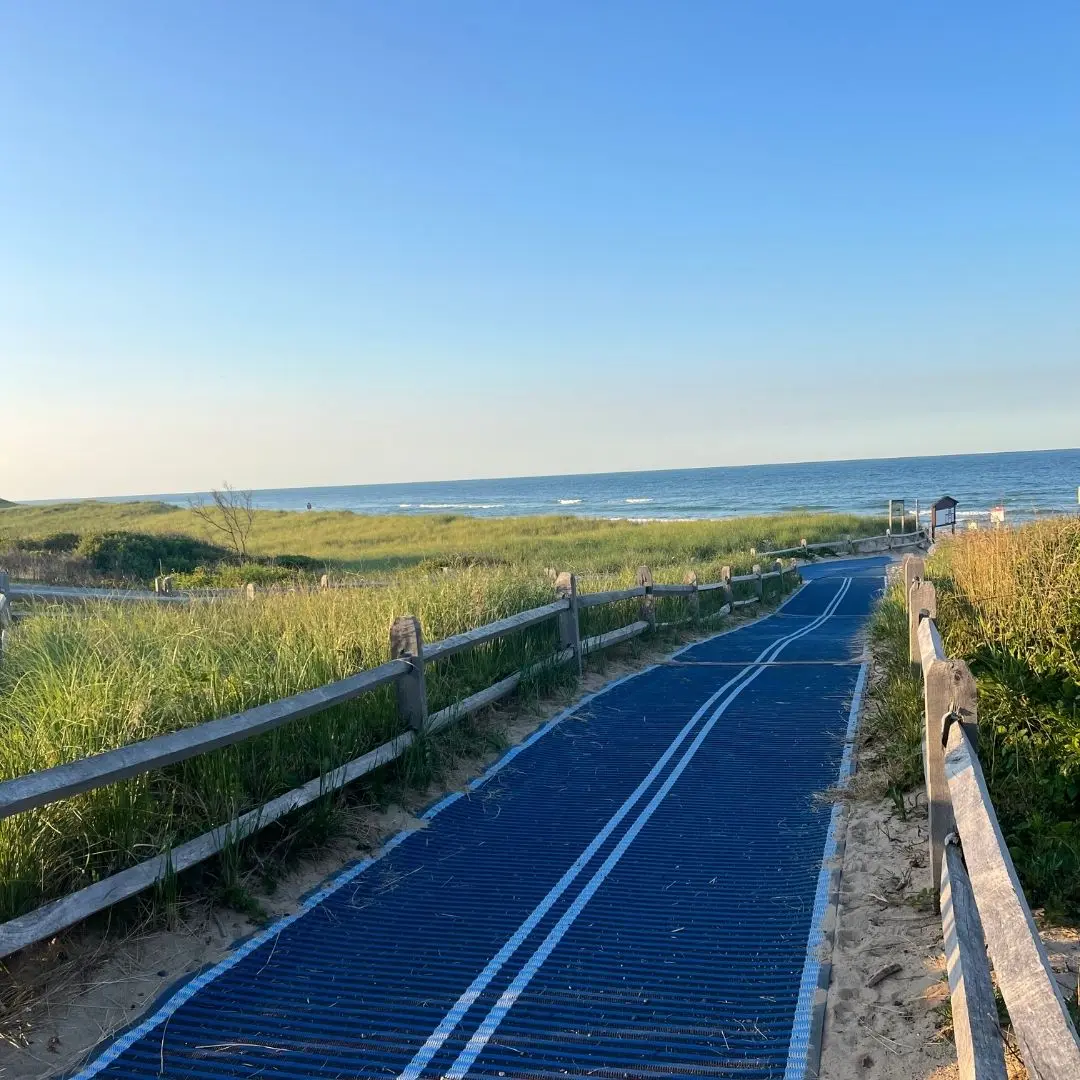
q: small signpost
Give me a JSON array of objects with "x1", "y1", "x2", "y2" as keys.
[
  {"x1": 888, "y1": 499, "x2": 906, "y2": 533},
  {"x1": 930, "y1": 495, "x2": 958, "y2": 541}
]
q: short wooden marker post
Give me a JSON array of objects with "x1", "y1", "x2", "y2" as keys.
[
  {"x1": 389, "y1": 615, "x2": 428, "y2": 730},
  {"x1": 0, "y1": 592, "x2": 10, "y2": 665},
  {"x1": 636, "y1": 566, "x2": 655, "y2": 630},
  {"x1": 684, "y1": 571, "x2": 699, "y2": 622},
  {"x1": 245, "y1": 583, "x2": 257, "y2": 602},
  {"x1": 752, "y1": 564, "x2": 763, "y2": 600},
  {"x1": 320, "y1": 574, "x2": 330, "y2": 590},
  {"x1": 909, "y1": 580, "x2": 937, "y2": 666},
  {"x1": 554, "y1": 572, "x2": 582, "y2": 675}
]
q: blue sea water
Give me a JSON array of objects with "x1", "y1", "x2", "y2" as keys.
[{"x1": 107, "y1": 449, "x2": 1080, "y2": 525}]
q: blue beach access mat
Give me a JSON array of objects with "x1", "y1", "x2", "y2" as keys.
[{"x1": 74, "y1": 557, "x2": 889, "y2": 1080}]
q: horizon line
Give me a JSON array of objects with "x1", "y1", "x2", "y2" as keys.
[{"x1": 12, "y1": 444, "x2": 1080, "y2": 506}]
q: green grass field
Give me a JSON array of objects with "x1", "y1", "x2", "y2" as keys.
[{"x1": 0, "y1": 500, "x2": 885, "y2": 579}]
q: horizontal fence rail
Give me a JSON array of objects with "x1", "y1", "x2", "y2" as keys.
[
  {"x1": 760, "y1": 527, "x2": 927, "y2": 559},
  {"x1": 905, "y1": 554, "x2": 1080, "y2": 1080},
  {"x1": 0, "y1": 560, "x2": 800, "y2": 958}
]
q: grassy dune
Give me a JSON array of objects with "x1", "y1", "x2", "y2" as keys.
[
  {"x1": 0, "y1": 504, "x2": 845, "y2": 923},
  {"x1": 869, "y1": 519, "x2": 1080, "y2": 912},
  {"x1": 0, "y1": 500, "x2": 886, "y2": 576}
]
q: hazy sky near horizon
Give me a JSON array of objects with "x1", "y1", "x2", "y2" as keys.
[{"x1": 3, "y1": 2, "x2": 1079, "y2": 501}]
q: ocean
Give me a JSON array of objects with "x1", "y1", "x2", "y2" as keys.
[{"x1": 107, "y1": 448, "x2": 1080, "y2": 526}]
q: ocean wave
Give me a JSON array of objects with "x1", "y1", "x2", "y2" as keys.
[
  {"x1": 399, "y1": 502, "x2": 505, "y2": 510},
  {"x1": 558, "y1": 499, "x2": 582, "y2": 505},
  {"x1": 624, "y1": 498, "x2": 652, "y2": 504}
]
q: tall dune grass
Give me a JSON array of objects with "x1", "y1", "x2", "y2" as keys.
[
  {"x1": 0, "y1": 570, "x2": 561, "y2": 921},
  {"x1": 869, "y1": 520, "x2": 1080, "y2": 911},
  {"x1": 0, "y1": 560, "x2": 786, "y2": 923},
  {"x1": 930, "y1": 521, "x2": 1080, "y2": 909}
]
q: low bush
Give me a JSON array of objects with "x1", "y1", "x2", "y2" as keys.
[{"x1": 75, "y1": 532, "x2": 232, "y2": 582}]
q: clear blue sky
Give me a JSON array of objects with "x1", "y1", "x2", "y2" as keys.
[{"x1": 2, "y1": 2, "x2": 1078, "y2": 500}]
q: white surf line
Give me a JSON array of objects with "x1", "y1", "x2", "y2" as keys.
[
  {"x1": 399, "y1": 577, "x2": 851, "y2": 1080},
  {"x1": 444, "y1": 577, "x2": 853, "y2": 1079}
]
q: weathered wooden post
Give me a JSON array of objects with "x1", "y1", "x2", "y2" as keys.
[
  {"x1": 940, "y1": 834, "x2": 1009, "y2": 1080},
  {"x1": 925, "y1": 656, "x2": 976, "y2": 902},
  {"x1": 909, "y1": 580, "x2": 936, "y2": 666},
  {"x1": 752, "y1": 564, "x2": 763, "y2": 601},
  {"x1": 684, "y1": 571, "x2": 699, "y2": 622},
  {"x1": 554, "y1": 571, "x2": 582, "y2": 675},
  {"x1": 636, "y1": 566, "x2": 655, "y2": 630},
  {"x1": 320, "y1": 573, "x2": 330, "y2": 590},
  {"x1": 389, "y1": 615, "x2": 428, "y2": 730},
  {"x1": 903, "y1": 555, "x2": 926, "y2": 610},
  {"x1": 720, "y1": 565, "x2": 734, "y2": 611},
  {"x1": 245, "y1": 582, "x2": 257, "y2": 601}
]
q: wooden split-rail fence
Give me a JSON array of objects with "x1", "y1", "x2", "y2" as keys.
[
  {"x1": 0, "y1": 560, "x2": 798, "y2": 959},
  {"x1": 759, "y1": 526, "x2": 927, "y2": 559},
  {"x1": 905, "y1": 554, "x2": 1080, "y2": 1080}
]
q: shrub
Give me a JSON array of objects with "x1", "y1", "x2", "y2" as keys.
[{"x1": 76, "y1": 532, "x2": 232, "y2": 582}]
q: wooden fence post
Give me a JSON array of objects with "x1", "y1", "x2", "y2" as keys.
[
  {"x1": 941, "y1": 838, "x2": 1009, "y2": 1080},
  {"x1": 925, "y1": 657, "x2": 975, "y2": 901},
  {"x1": 636, "y1": 566, "x2": 655, "y2": 630},
  {"x1": 684, "y1": 571, "x2": 699, "y2": 622},
  {"x1": 903, "y1": 555, "x2": 926, "y2": 609},
  {"x1": 909, "y1": 580, "x2": 937, "y2": 665},
  {"x1": 245, "y1": 583, "x2": 257, "y2": 602},
  {"x1": 320, "y1": 574, "x2": 330, "y2": 590},
  {"x1": 389, "y1": 615, "x2": 428, "y2": 730},
  {"x1": 752, "y1": 564, "x2": 763, "y2": 600},
  {"x1": 720, "y1": 565, "x2": 734, "y2": 611},
  {"x1": 554, "y1": 572, "x2": 582, "y2": 675}
]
